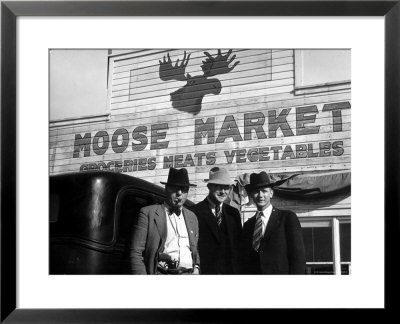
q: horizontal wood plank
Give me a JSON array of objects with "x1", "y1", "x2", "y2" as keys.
[{"x1": 51, "y1": 92, "x2": 351, "y2": 136}]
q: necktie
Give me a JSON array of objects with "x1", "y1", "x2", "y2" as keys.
[
  {"x1": 252, "y1": 212, "x2": 264, "y2": 252},
  {"x1": 215, "y1": 204, "x2": 222, "y2": 226},
  {"x1": 169, "y1": 207, "x2": 181, "y2": 216}
]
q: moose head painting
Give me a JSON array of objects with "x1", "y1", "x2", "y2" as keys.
[{"x1": 159, "y1": 49, "x2": 240, "y2": 115}]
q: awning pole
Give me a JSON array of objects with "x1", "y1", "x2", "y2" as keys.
[{"x1": 332, "y1": 217, "x2": 342, "y2": 275}]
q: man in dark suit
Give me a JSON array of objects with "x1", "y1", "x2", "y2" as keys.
[
  {"x1": 240, "y1": 171, "x2": 306, "y2": 274},
  {"x1": 130, "y1": 168, "x2": 200, "y2": 275},
  {"x1": 190, "y1": 167, "x2": 242, "y2": 274}
]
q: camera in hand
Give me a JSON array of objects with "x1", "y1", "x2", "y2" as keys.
[
  {"x1": 158, "y1": 252, "x2": 178, "y2": 269},
  {"x1": 166, "y1": 260, "x2": 178, "y2": 269}
]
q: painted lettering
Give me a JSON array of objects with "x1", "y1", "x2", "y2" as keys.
[
  {"x1": 151, "y1": 123, "x2": 169, "y2": 150},
  {"x1": 281, "y1": 145, "x2": 295, "y2": 160},
  {"x1": 247, "y1": 148, "x2": 259, "y2": 162},
  {"x1": 174, "y1": 155, "x2": 184, "y2": 168},
  {"x1": 295, "y1": 144, "x2": 308, "y2": 158},
  {"x1": 216, "y1": 115, "x2": 243, "y2": 143},
  {"x1": 322, "y1": 102, "x2": 351, "y2": 132},
  {"x1": 73, "y1": 133, "x2": 91, "y2": 158},
  {"x1": 137, "y1": 158, "x2": 148, "y2": 171},
  {"x1": 132, "y1": 126, "x2": 148, "y2": 151},
  {"x1": 236, "y1": 149, "x2": 247, "y2": 163},
  {"x1": 258, "y1": 147, "x2": 270, "y2": 161},
  {"x1": 114, "y1": 160, "x2": 123, "y2": 172},
  {"x1": 268, "y1": 108, "x2": 294, "y2": 138},
  {"x1": 111, "y1": 128, "x2": 129, "y2": 154},
  {"x1": 206, "y1": 152, "x2": 216, "y2": 165},
  {"x1": 148, "y1": 157, "x2": 157, "y2": 170},
  {"x1": 332, "y1": 141, "x2": 344, "y2": 156},
  {"x1": 319, "y1": 142, "x2": 332, "y2": 157},
  {"x1": 224, "y1": 150, "x2": 236, "y2": 164},
  {"x1": 296, "y1": 105, "x2": 320, "y2": 136},
  {"x1": 307, "y1": 143, "x2": 319, "y2": 158},
  {"x1": 270, "y1": 146, "x2": 282, "y2": 160},
  {"x1": 93, "y1": 131, "x2": 109, "y2": 155},
  {"x1": 123, "y1": 159, "x2": 134, "y2": 172},
  {"x1": 194, "y1": 152, "x2": 206, "y2": 166},
  {"x1": 183, "y1": 154, "x2": 195, "y2": 167},
  {"x1": 244, "y1": 112, "x2": 267, "y2": 140},
  {"x1": 194, "y1": 117, "x2": 215, "y2": 145},
  {"x1": 163, "y1": 155, "x2": 174, "y2": 168}
]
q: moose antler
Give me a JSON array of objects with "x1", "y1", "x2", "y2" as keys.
[
  {"x1": 201, "y1": 49, "x2": 240, "y2": 77},
  {"x1": 159, "y1": 51, "x2": 191, "y2": 82},
  {"x1": 158, "y1": 49, "x2": 240, "y2": 115}
]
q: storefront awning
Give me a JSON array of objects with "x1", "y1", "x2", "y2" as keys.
[
  {"x1": 273, "y1": 170, "x2": 351, "y2": 198},
  {"x1": 227, "y1": 170, "x2": 351, "y2": 209}
]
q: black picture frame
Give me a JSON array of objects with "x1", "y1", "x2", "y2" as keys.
[{"x1": 1, "y1": 0, "x2": 399, "y2": 322}]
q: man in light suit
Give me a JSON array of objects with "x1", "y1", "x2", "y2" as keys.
[
  {"x1": 240, "y1": 171, "x2": 306, "y2": 274},
  {"x1": 190, "y1": 167, "x2": 242, "y2": 274},
  {"x1": 130, "y1": 168, "x2": 200, "y2": 275}
]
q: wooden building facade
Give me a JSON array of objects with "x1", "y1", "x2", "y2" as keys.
[{"x1": 49, "y1": 49, "x2": 351, "y2": 275}]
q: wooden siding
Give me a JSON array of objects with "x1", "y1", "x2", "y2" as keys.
[{"x1": 49, "y1": 49, "x2": 351, "y2": 216}]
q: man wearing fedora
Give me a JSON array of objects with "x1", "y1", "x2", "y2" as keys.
[
  {"x1": 240, "y1": 171, "x2": 306, "y2": 274},
  {"x1": 130, "y1": 168, "x2": 200, "y2": 275},
  {"x1": 189, "y1": 167, "x2": 242, "y2": 274}
]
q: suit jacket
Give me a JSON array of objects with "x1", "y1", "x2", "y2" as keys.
[
  {"x1": 130, "y1": 204, "x2": 200, "y2": 274},
  {"x1": 240, "y1": 207, "x2": 306, "y2": 274},
  {"x1": 190, "y1": 199, "x2": 242, "y2": 274}
]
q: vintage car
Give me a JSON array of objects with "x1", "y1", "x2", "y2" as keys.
[{"x1": 49, "y1": 171, "x2": 194, "y2": 274}]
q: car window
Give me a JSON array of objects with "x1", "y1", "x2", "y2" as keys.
[
  {"x1": 116, "y1": 190, "x2": 164, "y2": 273},
  {"x1": 117, "y1": 190, "x2": 158, "y2": 241}
]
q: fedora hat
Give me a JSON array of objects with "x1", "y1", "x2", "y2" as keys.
[
  {"x1": 160, "y1": 168, "x2": 196, "y2": 187},
  {"x1": 204, "y1": 167, "x2": 233, "y2": 185},
  {"x1": 245, "y1": 171, "x2": 287, "y2": 191}
]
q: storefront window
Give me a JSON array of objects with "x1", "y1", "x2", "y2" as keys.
[
  {"x1": 303, "y1": 226, "x2": 333, "y2": 263},
  {"x1": 340, "y1": 223, "x2": 351, "y2": 262},
  {"x1": 301, "y1": 217, "x2": 350, "y2": 275}
]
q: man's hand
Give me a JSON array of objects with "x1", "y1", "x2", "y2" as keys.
[{"x1": 192, "y1": 266, "x2": 200, "y2": 275}]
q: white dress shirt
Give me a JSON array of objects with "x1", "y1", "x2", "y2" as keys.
[
  {"x1": 258, "y1": 204, "x2": 273, "y2": 236},
  {"x1": 161, "y1": 205, "x2": 193, "y2": 269}
]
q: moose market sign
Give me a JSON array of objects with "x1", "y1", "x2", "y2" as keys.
[
  {"x1": 65, "y1": 49, "x2": 350, "y2": 173},
  {"x1": 75, "y1": 101, "x2": 350, "y2": 172}
]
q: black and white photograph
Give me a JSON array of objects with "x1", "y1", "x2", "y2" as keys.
[
  {"x1": 2, "y1": 1, "x2": 395, "y2": 318},
  {"x1": 49, "y1": 48, "x2": 351, "y2": 276}
]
